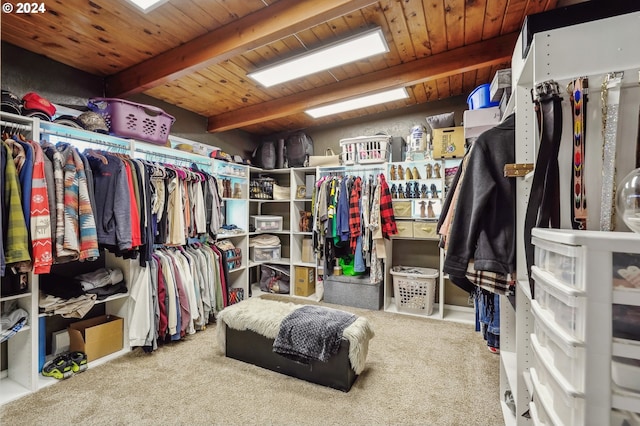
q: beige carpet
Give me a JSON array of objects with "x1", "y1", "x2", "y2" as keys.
[{"x1": 1, "y1": 297, "x2": 502, "y2": 426}]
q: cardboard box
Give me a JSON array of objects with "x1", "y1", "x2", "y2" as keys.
[
  {"x1": 295, "y1": 266, "x2": 315, "y2": 297},
  {"x1": 68, "y1": 315, "x2": 123, "y2": 362},
  {"x1": 432, "y1": 127, "x2": 465, "y2": 158},
  {"x1": 301, "y1": 238, "x2": 314, "y2": 263}
]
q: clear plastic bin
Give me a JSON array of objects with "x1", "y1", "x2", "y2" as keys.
[
  {"x1": 531, "y1": 341, "x2": 585, "y2": 426},
  {"x1": 532, "y1": 236, "x2": 584, "y2": 290},
  {"x1": 532, "y1": 267, "x2": 587, "y2": 340},
  {"x1": 250, "y1": 245, "x2": 281, "y2": 262},
  {"x1": 531, "y1": 316, "x2": 586, "y2": 392},
  {"x1": 250, "y1": 215, "x2": 283, "y2": 232}
]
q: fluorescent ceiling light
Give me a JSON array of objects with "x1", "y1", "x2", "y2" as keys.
[
  {"x1": 248, "y1": 27, "x2": 389, "y2": 87},
  {"x1": 127, "y1": 0, "x2": 168, "y2": 13},
  {"x1": 305, "y1": 88, "x2": 409, "y2": 118}
]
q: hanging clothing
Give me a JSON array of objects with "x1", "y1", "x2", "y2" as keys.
[
  {"x1": 28, "y1": 140, "x2": 53, "y2": 274},
  {"x1": 443, "y1": 114, "x2": 516, "y2": 279},
  {"x1": 3, "y1": 141, "x2": 31, "y2": 269}
]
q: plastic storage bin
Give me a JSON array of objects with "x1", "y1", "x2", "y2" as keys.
[
  {"x1": 250, "y1": 215, "x2": 283, "y2": 232},
  {"x1": 466, "y1": 83, "x2": 500, "y2": 110},
  {"x1": 88, "y1": 97, "x2": 175, "y2": 145},
  {"x1": 390, "y1": 266, "x2": 439, "y2": 315},
  {"x1": 531, "y1": 341, "x2": 585, "y2": 426},
  {"x1": 532, "y1": 236, "x2": 583, "y2": 289},
  {"x1": 323, "y1": 274, "x2": 383, "y2": 310},
  {"x1": 250, "y1": 245, "x2": 281, "y2": 262},
  {"x1": 531, "y1": 315, "x2": 586, "y2": 392},
  {"x1": 532, "y1": 267, "x2": 587, "y2": 340}
]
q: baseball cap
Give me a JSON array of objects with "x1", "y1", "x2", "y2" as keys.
[
  {"x1": 1, "y1": 90, "x2": 22, "y2": 115},
  {"x1": 22, "y1": 110, "x2": 52, "y2": 121},
  {"x1": 22, "y1": 92, "x2": 56, "y2": 119},
  {"x1": 77, "y1": 111, "x2": 109, "y2": 134},
  {"x1": 53, "y1": 115, "x2": 84, "y2": 129}
]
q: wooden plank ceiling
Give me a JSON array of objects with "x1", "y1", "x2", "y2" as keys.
[{"x1": 1, "y1": 0, "x2": 562, "y2": 136}]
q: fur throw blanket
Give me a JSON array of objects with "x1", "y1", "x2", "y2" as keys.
[{"x1": 216, "y1": 297, "x2": 374, "y2": 374}]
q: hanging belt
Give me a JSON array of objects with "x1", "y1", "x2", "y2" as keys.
[
  {"x1": 600, "y1": 71, "x2": 624, "y2": 231},
  {"x1": 569, "y1": 77, "x2": 588, "y2": 230},
  {"x1": 524, "y1": 80, "x2": 563, "y2": 297}
]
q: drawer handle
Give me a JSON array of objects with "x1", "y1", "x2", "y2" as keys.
[
  {"x1": 398, "y1": 226, "x2": 406, "y2": 231},
  {"x1": 420, "y1": 227, "x2": 434, "y2": 232}
]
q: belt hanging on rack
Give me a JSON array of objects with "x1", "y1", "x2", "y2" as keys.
[
  {"x1": 524, "y1": 80, "x2": 564, "y2": 297},
  {"x1": 600, "y1": 71, "x2": 624, "y2": 231},
  {"x1": 568, "y1": 77, "x2": 589, "y2": 230}
]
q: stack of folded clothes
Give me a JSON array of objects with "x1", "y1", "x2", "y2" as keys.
[{"x1": 39, "y1": 268, "x2": 127, "y2": 318}]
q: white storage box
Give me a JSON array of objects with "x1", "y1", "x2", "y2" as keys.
[
  {"x1": 390, "y1": 266, "x2": 438, "y2": 315},
  {"x1": 250, "y1": 245, "x2": 281, "y2": 262},
  {"x1": 532, "y1": 236, "x2": 583, "y2": 290},
  {"x1": 532, "y1": 267, "x2": 587, "y2": 340},
  {"x1": 463, "y1": 107, "x2": 501, "y2": 139},
  {"x1": 531, "y1": 317, "x2": 586, "y2": 392},
  {"x1": 531, "y1": 341, "x2": 585, "y2": 426},
  {"x1": 250, "y1": 215, "x2": 283, "y2": 232}
]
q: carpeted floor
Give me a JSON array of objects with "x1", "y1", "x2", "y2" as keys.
[{"x1": 0, "y1": 297, "x2": 502, "y2": 426}]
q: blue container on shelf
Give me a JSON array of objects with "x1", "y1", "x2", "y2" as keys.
[{"x1": 467, "y1": 84, "x2": 500, "y2": 110}]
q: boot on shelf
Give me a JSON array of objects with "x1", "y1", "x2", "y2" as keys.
[
  {"x1": 412, "y1": 167, "x2": 421, "y2": 180},
  {"x1": 433, "y1": 163, "x2": 441, "y2": 179},
  {"x1": 427, "y1": 201, "x2": 436, "y2": 218},
  {"x1": 421, "y1": 184, "x2": 428, "y2": 199},
  {"x1": 425, "y1": 163, "x2": 433, "y2": 179},
  {"x1": 405, "y1": 167, "x2": 412, "y2": 181},
  {"x1": 390, "y1": 184, "x2": 398, "y2": 199},
  {"x1": 398, "y1": 165, "x2": 405, "y2": 180},
  {"x1": 430, "y1": 184, "x2": 438, "y2": 199},
  {"x1": 398, "y1": 184, "x2": 404, "y2": 199},
  {"x1": 390, "y1": 165, "x2": 397, "y2": 180},
  {"x1": 413, "y1": 182, "x2": 420, "y2": 199},
  {"x1": 419, "y1": 201, "x2": 427, "y2": 218}
]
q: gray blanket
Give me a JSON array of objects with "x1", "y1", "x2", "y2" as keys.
[{"x1": 273, "y1": 305, "x2": 356, "y2": 364}]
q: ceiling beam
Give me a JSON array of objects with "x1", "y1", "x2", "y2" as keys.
[
  {"x1": 105, "y1": 0, "x2": 378, "y2": 98},
  {"x1": 207, "y1": 32, "x2": 519, "y2": 132}
]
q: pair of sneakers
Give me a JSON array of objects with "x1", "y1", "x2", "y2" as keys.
[{"x1": 41, "y1": 351, "x2": 88, "y2": 380}]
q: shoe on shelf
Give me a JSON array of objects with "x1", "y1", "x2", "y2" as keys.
[
  {"x1": 69, "y1": 351, "x2": 88, "y2": 373},
  {"x1": 41, "y1": 354, "x2": 73, "y2": 380},
  {"x1": 487, "y1": 346, "x2": 500, "y2": 354}
]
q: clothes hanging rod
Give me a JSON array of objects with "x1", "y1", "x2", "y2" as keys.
[
  {"x1": 39, "y1": 127, "x2": 131, "y2": 150},
  {"x1": 1, "y1": 120, "x2": 32, "y2": 131},
  {"x1": 135, "y1": 148, "x2": 211, "y2": 167}
]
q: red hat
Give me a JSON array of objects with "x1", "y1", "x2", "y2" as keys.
[{"x1": 22, "y1": 92, "x2": 56, "y2": 118}]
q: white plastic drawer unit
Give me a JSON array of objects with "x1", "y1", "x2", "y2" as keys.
[
  {"x1": 250, "y1": 215, "x2": 283, "y2": 232},
  {"x1": 532, "y1": 266, "x2": 587, "y2": 340},
  {"x1": 532, "y1": 305, "x2": 586, "y2": 392},
  {"x1": 532, "y1": 235, "x2": 584, "y2": 290},
  {"x1": 531, "y1": 338, "x2": 585, "y2": 426}
]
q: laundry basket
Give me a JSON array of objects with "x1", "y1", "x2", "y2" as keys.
[
  {"x1": 88, "y1": 97, "x2": 175, "y2": 145},
  {"x1": 339, "y1": 135, "x2": 391, "y2": 165},
  {"x1": 391, "y1": 266, "x2": 439, "y2": 315}
]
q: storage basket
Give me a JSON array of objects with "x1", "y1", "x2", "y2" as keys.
[
  {"x1": 391, "y1": 266, "x2": 438, "y2": 315},
  {"x1": 339, "y1": 140, "x2": 357, "y2": 165},
  {"x1": 88, "y1": 97, "x2": 175, "y2": 145},
  {"x1": 250, "y1": 177, "x2": 275, "y2": 199},
  {"x1": 340, "y1": 135, "x2": 391, "y2": 165}
]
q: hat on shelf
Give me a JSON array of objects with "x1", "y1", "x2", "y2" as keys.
[
  {"x1": 77, "y1": 111, "x2": 109, "y2": 134},
  {"x1": 1, "y1": 90, "x2": 22, "y2": 115},
  {"x1": 22, "y1": 92, "x2": 56, "y2": 120},
  {"x1": 53, "y1": 115, "x2": 84, "y2": 129}
]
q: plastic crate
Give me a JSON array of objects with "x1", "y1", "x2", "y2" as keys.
[
  {"x1": 391, "y1": 266, "x2": 439, "y2": 315},
  {"x1": 88, "y1": 97, "x2": 175, "y2": 145},
  {"x1": 340, "y1": 135, "x2": 391, "y2": 165},
  {"x1": 250, "y1": 177, "x2": 275, "y2": 200},
  {"x1": 467, "y1": 84, "x2": 500, "y2": 110}
]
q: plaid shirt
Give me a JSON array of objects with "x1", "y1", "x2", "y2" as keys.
[
  {"x1": 466, "y1": 261, "x2": 515, "y2": 296},
  {"x1": 349, "y1": 177, "x2": 362, "y2": 253},
  {"x1": 378, "y1": 174, "x2": 397, "y2": 238},
  {"x1": 3, "y1": 142, "x2": 31, "y2": 267}
]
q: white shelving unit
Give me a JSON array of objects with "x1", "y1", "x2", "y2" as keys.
[
  {"x1": 505, "y1": 10, "x2": 640, "y2": 424},
  {"x1": 385, "y1": 158, "x2": 474, "y2": 324}
]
